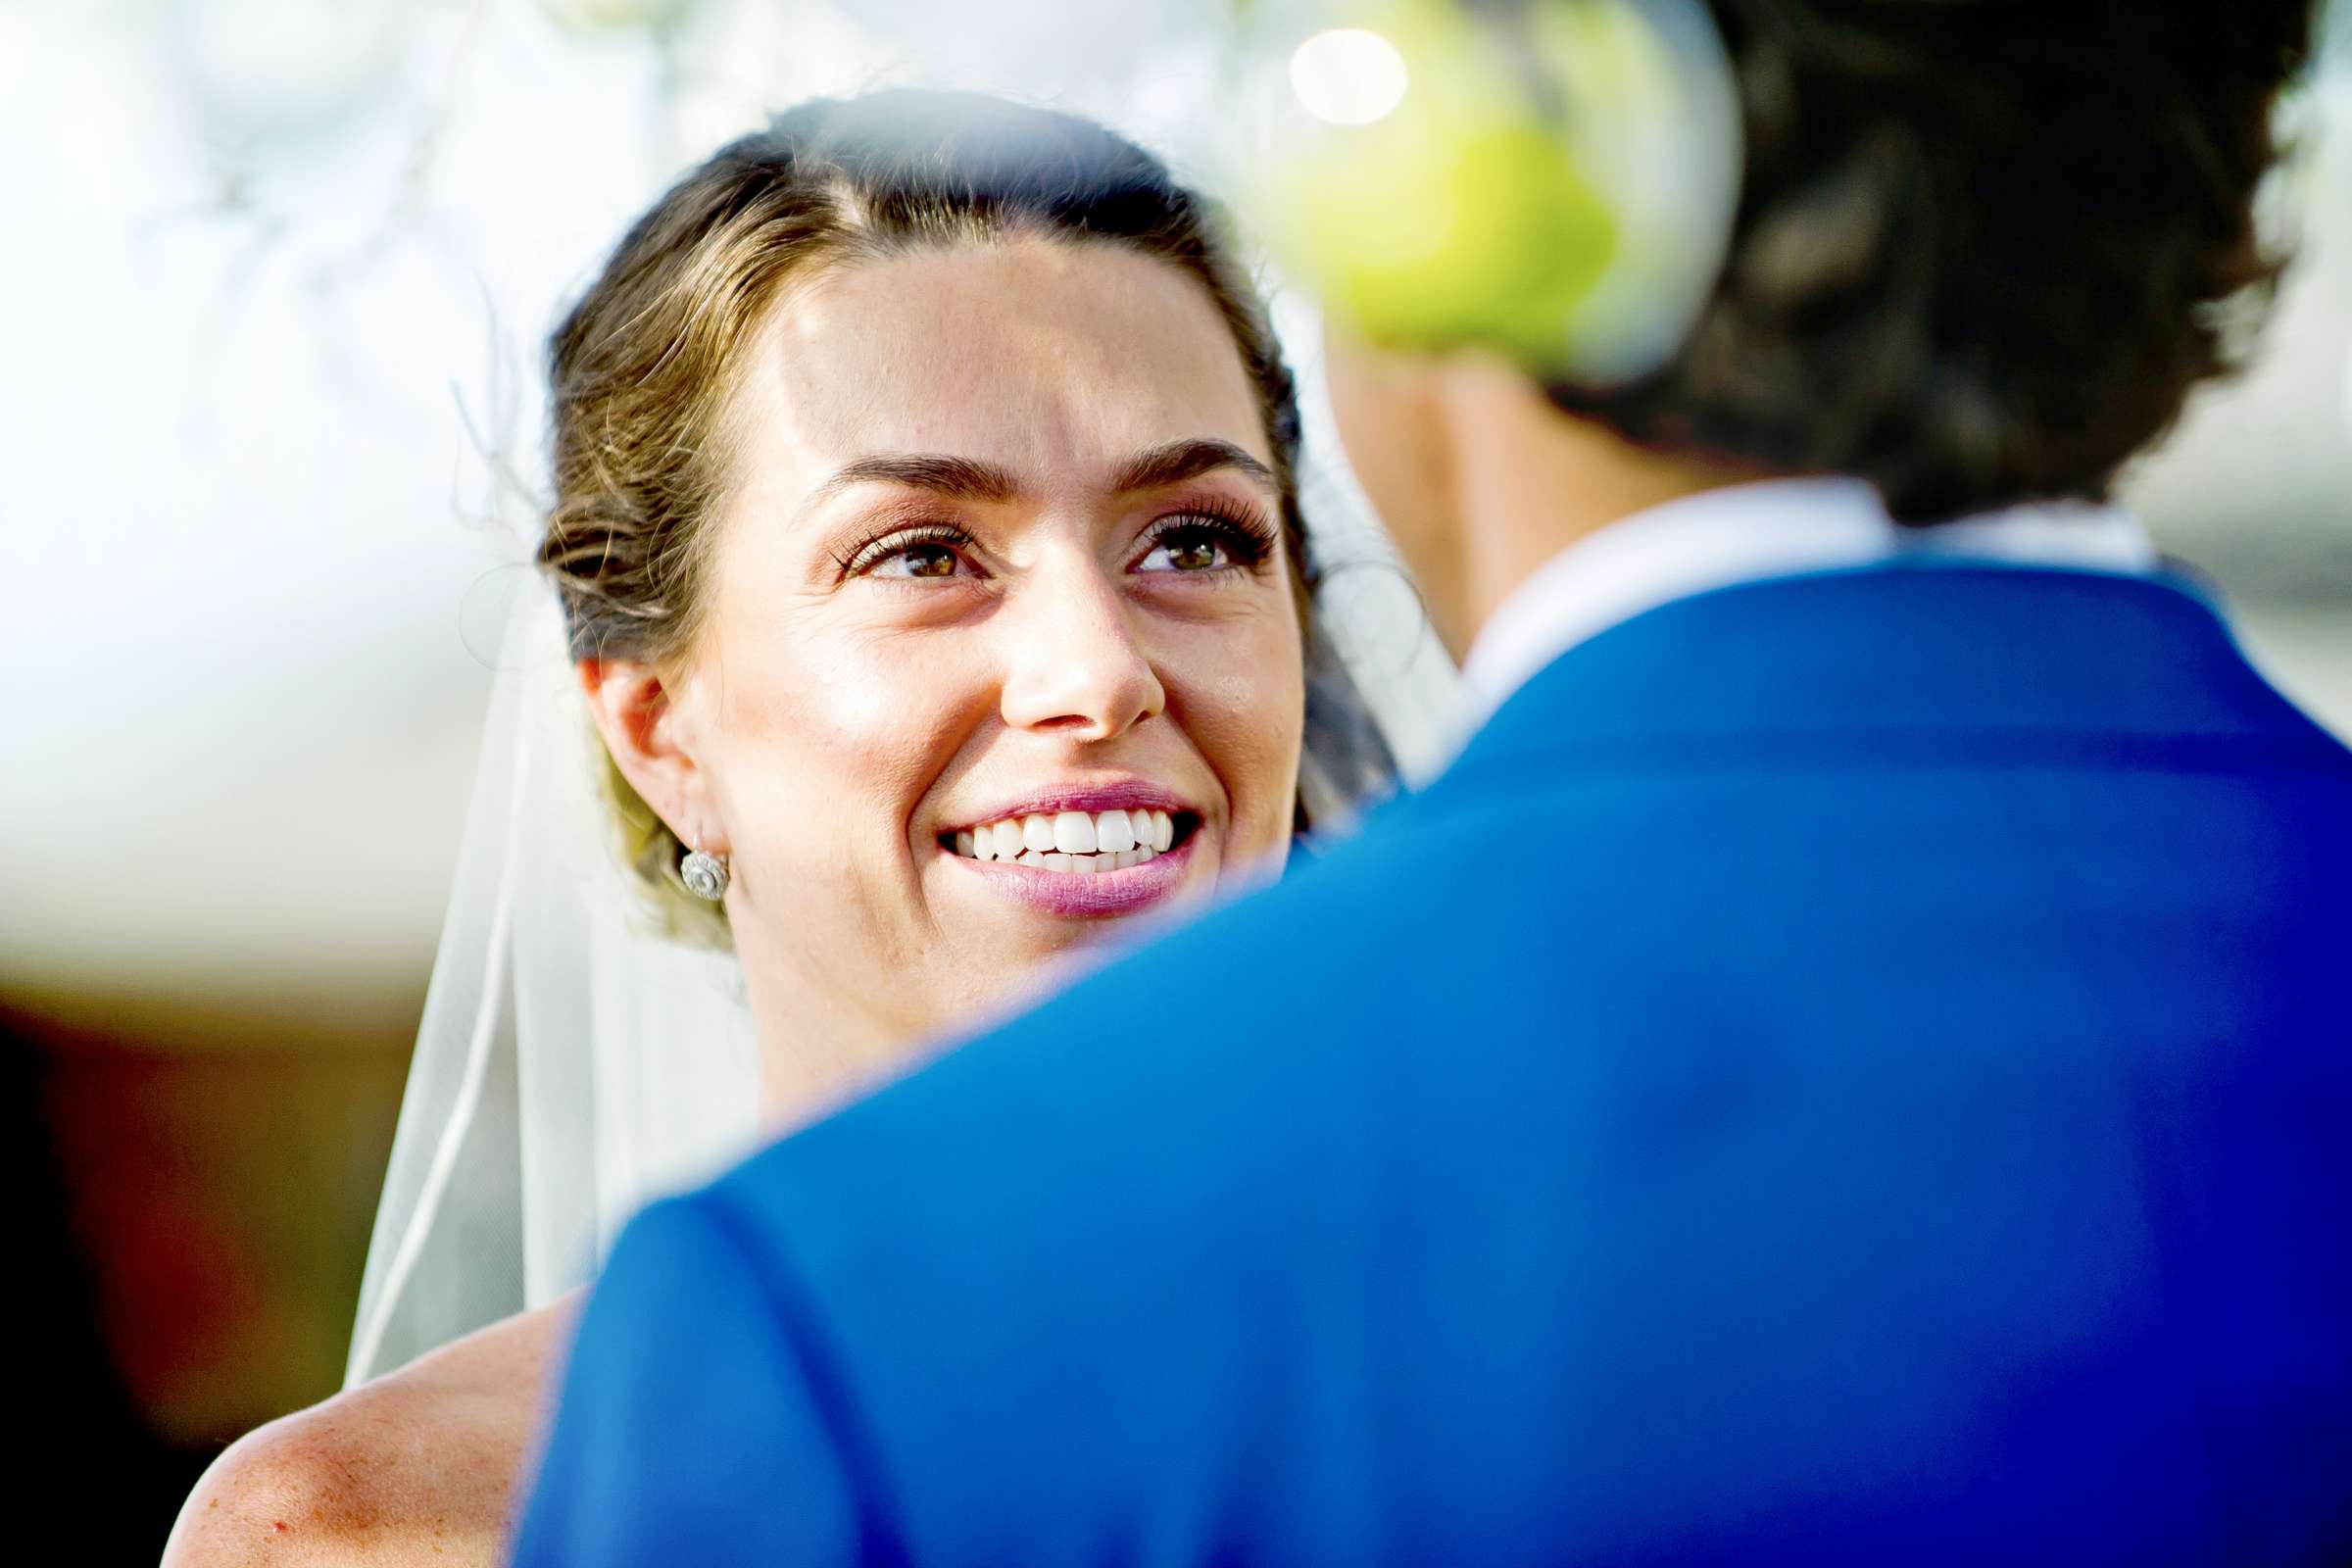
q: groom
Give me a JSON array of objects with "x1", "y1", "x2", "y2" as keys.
[{"x1": 517, "y1": 3, "x2": 2352, "y2": 1563}]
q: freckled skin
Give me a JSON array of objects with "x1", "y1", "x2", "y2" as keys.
[
  {"x1": 161, "y1": 1302, "x2": 566, "y2": 1566},
  {"x1": 164, "y1": 238, "x2": 1308, "y2": 1568}
]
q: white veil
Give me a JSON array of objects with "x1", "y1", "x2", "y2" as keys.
[
  {"x1": 344, "y1": 581, "x2": 764, "y2": 1383},
  {"x1": 344, "y1": 314, "x2": 1466, "y2": 1386}
]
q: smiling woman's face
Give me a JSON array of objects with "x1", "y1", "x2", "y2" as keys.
[{"x1": 610, "y1": 235, "x2": 1304, "y2": 1091}]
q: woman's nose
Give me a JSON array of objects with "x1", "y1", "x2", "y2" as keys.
[{"x1": 996, "y1": 558, "x2": 1166, "y2": 742}]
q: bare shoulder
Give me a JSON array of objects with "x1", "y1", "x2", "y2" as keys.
[{"x1": 163, "y1": 1299, "x2": 577, "y2": 1567}]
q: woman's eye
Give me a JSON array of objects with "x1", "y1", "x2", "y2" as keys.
[
  {"x1": 871, "y1": 542, "x2": 965, "y2": 579},
  {"x1": 1138, "y1": 527, "x2": 1233, "y2": 573}
]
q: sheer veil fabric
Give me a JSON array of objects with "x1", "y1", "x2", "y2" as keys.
[
  {"x1": 345, "y1": 584, "x2": 763, "y2": 1384},
  {"x1": 346, "y1": 312, "x2": 1464, "y2": 1386}
]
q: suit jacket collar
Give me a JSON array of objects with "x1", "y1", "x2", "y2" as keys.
[
  {"x1": 1459, "y1": 477, "x2": 2160, "y2": 725},
  {"x1": 1440, "y1": 564, "x2": 2341, "y2": 790}
]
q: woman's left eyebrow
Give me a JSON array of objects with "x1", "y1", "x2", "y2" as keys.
[{"x1": 1109, "y1": 439, "x2": 1277, "y2": 496}]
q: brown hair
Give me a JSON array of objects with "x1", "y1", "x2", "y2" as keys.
[
  {"x1": 1551, "y1": 0, "x2": 2320, "y2": 522},
  {"x1": 538, "y1": 90, "x2": 1316, "y2": 932}
]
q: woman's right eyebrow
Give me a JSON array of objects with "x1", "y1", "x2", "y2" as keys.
[{"x1": 801, "y1": 454, "x2": 1022, "y2": 515}]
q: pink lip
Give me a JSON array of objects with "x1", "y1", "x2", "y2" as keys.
[
  {"x1": 940, "y1": 780, "x2": 1197, "y2": 837},
  {"x1": 944, "y1": 828, "x2": 1200, "y2": 919}
]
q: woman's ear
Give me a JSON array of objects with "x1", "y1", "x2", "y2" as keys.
[{"x1": 578, "y1": 659, "x2": 721, "y2": 853}]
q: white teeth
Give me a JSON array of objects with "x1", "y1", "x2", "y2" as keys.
[{"x1": 953, "y1": 808, "x2": 1180, "y2": 872}]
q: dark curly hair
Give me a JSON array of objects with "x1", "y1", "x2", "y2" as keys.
[{"x1": 1551, "y1": 0, "x2": 2321, "y2": 521}]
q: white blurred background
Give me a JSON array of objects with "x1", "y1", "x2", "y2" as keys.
[{"x1": 1, "y1": 0, "x2": 2346, "y2": 1523}]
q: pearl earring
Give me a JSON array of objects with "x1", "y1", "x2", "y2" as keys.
[{"x1": 680, "y1": 844, "x2": 730, "y2": 902}]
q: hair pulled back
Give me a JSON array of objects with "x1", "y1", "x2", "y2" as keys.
[{"x1": 539, "y1": 91, "x2": 1308, "y2": 932}]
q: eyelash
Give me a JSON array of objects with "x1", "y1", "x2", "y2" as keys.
[
  {"x1": 833, "y1": 499, "x2": 1281, "y2": 582},
  {"x1": 1133, "y1": 498, "x2": 1280, "y2": 573},
  {"x1": 833, "y1": 521, "x2": 979, "y2": 580}
]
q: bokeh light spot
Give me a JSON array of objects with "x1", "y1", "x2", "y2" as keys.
[{"x1": 1289, "y1": 28, "x2": 1410, "y2": 127}]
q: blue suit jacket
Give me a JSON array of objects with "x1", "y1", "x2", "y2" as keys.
[{"x1": 514, "y1": 565, "x2": 2352, "y2": 1566}]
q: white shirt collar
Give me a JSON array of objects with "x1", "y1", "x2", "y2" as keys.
[{"x1": 1458, "y1": 476, "x2": 2161, "y2": 721}]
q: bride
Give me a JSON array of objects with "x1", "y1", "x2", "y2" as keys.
[{"x1": 167, "y1": 89, "x2": 1403, "y2": 1565}]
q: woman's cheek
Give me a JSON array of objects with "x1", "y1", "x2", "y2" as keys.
[
  {"x1": 1162, "y1": 611, "x2": 1305, "y2": 864},
  {"x1": 716, "y1": 627, "x2": 974, "y2": 854}
]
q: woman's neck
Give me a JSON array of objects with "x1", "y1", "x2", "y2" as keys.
[
  {"x1": 733, "y1": 918, "x2": 913, "y2": 1131},
  {"x1": 736, "y1": 915, "x2": 1110, "y2": 1132}
]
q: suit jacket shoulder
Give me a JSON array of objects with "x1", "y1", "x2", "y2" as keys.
[{"x1": 535, "y1": 567, "x2": 2352, "y2": 1565}]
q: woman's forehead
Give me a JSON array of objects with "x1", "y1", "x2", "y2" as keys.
[{"x1": 737, "y1": 236, "x2": 1273, "y2": 493}]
